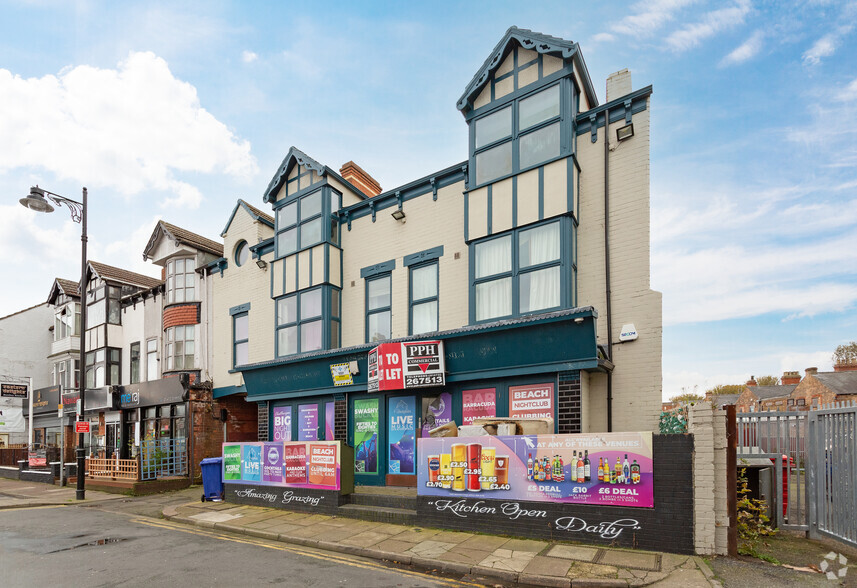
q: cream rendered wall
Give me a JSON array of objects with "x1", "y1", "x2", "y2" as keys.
[
  {"x1": 576, "y1": 104, "x2": 662, "y2": 432},
  {"x1": 339, "y1": 181, "x2": 467, "y2": 348},
  {"x1": 119, "y1": 301, "x2": 144, "y2": 384},
  {"x1": 213, "y1": 208, "x2": 274, "y2": 390}
]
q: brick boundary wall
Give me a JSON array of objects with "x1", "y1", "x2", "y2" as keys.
[
  {"x1": 557, "y1": 370, "x2": 581, "y2": 434},
  {"x1": 688, "y1": 401, "x2": 729, "y2": 555}
]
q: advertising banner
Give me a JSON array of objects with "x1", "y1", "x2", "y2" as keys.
[
  {"x1": 354, "y1": 398, "x2": 379, "y2": 474},
  {"x1": 325, "y1": 402, "x2": 335, "y2": 442},
  {"x1": 1, "y1": 383, "x2": 28, "y2": 399},
  {"x1": 284, "y1": 443, "x2": 307, "y2": 484},
  {"x1": 367, "y1": 341, "x2": 445, "y2": 392},
  {"x1": 421, "y1": 392, "x2": 452, "y2": 437},
  {"x1": 262, "y1": 443, "x2": 283, "y2": 483},
  {"x1": 388, "y1": 396, "x2": 416, "y2": 474},
  {"x1": 417, "y1": 432, "x2": 654, "y2": 508},
  {"x1": 272, "y1": 406, "x2": 292, "y2": 442},
  {"x1": 508, "y1": 383, "x2": 554, "y2": 419},
  {"x1": 298, "y1": 404, "x2": 318, "y2": 441},
  {"x1": 462, "y1": 388, "x2": 497, "y2": 425},
  {"x1": 223, "y1": 441, "x2": 341, "y2": 490},
  {"x1": 0, "y1": 406, "x2": 25, "y2": 433},
  {"x1": 308, "y1": 443, "x2": 338, "y2": 486},
  {"x1": 223, "y1": 444, "x2": 242, "y2": 480}
]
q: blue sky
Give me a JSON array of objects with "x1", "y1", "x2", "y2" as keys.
[{"x1": 0, "y1": 1, "x2": 855, "y2": 399}]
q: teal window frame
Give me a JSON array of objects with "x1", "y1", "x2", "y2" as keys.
[
  {"x1": 232, "y1": 311, "x2": 249, "y2": 368},
  {"x1": 275, "y1": 286, "x2": 341, "y2": 357},
  {"x1": 274, "y1": 187, "x2": 342, "y2": 259},
  {"x1": 234, "y1": 240, "x2": 249, "y2": 267},
  {"x1": 365, "y1": 273, "x2": 392, "y2": 343},
  {"x1": 408, "y1": 261, "x2": 439, "y2": 336},
  {"x1": 469, "y1": 217, "x2": 575, "y2": 324}
]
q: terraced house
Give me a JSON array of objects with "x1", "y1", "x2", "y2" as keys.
[{"x1": 209, "y1": 27, "x2": 662, "y2": 487}]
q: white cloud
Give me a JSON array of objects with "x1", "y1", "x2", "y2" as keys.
[
  {"x1": 242, "y1": 50, "x2": 258, "y2": 63},
  {"x1": 665, "y1": 0, "x2": 752, "y2": 52},
  {"x1": 591, "y1": 33, "x2": 615, "y2": 43},
  {"x1": 802, "y1": 7, "x2": 855, "y2": 67},
  {"x1": 607, "y1": 0, "x2": 698, "y2": 38},
  {"x1": 779, "y1": 351, "x2": 834, "y2": 374},
  {"x1": 719, "y1": 30, "x2": 764, "y2": 67},
  {"x1": 836, "y1": 78, "x2": 857, "y2": 102},
  {"x1": 101, "y1": 216, "x2": 164, "y2": 280},
  {"x1": 0, "y1": 52, "x2": 258, "y2": 209}
]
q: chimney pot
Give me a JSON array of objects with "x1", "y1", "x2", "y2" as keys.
[
  {"x1": 781, "y1": 371, "x2": 801, "y2": 385},
  {"x1": 746, "y1": 376, "x2": 757, "y2": 387},
  {"x1": 805, "y1": 367, "x2": 818, "y2": 377}
]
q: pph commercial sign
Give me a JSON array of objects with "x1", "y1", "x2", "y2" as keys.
[{"x1": 367, "y1": 341, "x2": 445, "y2": 392}]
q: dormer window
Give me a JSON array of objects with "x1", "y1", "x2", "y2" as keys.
[
  {"x1": 275, "y1": 188, "x2": 341, "y2": 258},
  {"x1": 166, "y1": 257, "x2": 196, "y2": 303},
  {"x1": 54, "y1": 303, "x2": 80, "y2": 340}
]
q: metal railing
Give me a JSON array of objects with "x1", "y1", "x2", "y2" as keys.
[{"x1": 140, "y1": 437, "x2": 187, "y2": 481}]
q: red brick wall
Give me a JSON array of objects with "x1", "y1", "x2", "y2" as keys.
[
  {"x1": 221, "y1": 396, "x2": 258, "y2": 442},
  {"x1": 163, "y1": 303, "x2": 200, "y2": 329},
  {"x1": 735, "y1": 387, "x2": 758, "y2": 413}
]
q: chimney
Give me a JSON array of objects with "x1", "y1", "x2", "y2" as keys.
[
  {"x1": 805, "y1": 367, "x2": 818, "y2": 378},
  {"x1": 834, "y1": 362, "x2": 857, "y2": 372},
  {"x1": 781, "y1": 371, "x2": 801, "y2": 385},
  {"x1": 746, "y1": 376, "x2": 757, "y2": 387},
  {"x1": 340, "y1": 161, "x2": 382, "y2": 198},
  {"x1": 606, "y1": 69, "x2": 632, "y2": 102}
]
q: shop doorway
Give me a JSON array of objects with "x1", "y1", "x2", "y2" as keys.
[{"x1": 269, "y1": 399, "x2": 337, "y2": 443}]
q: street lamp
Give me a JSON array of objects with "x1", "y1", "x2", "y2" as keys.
[{"x1": 19, "y1": 185, "x2": 88, "y2": 500}]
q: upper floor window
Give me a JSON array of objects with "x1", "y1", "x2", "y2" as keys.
[
  {"x1": 366, "y1": 275, "x2": 392, "y2": 342},
  {"x1": 472, "y1": 220, "x2": 566, "y2": 322},
  {"x1": 276, "y1": 286, "x2": 340, "y2": 357},
  {"x1": 410, "y1": 262, "x2": 438, "y2": 335},
  {"x1": 165, "y1": 325, "x2": 195, "y2": 371},
  {"x1": 234, "y1": 241, "x2": 249, "y2": 267},
  {"x1": 146, "y1": 339, "x2": 158, "y2": 381},
  {"x1": 166, "y1": 257, "x2": 196, "y2": 303},
  {"x1": 275, "y1": 188, "x2": 342, "y2": 258},
  {"x1": 472, "y1": 83, "x2": 562, "y2": 186},
  {"x1": 53, "y1": 359, "x2": 80, "y2": 391},
  {"x1": 233, "y1": 312, "x2": 249, "y2": 368},
  {"x1": 85, "y1": 347, "x2": 120, "y2": 388},
  {"x1": 87, "y1": 285, "x2": 121, "y2": 326},
  {"x1": 54, "y1": 303, "x2": 80, "y2": 340},
  {"x1": 130, "y1": 342, "x2": 141, "y2": 384}
]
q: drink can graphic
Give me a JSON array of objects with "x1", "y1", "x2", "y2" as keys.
[
  {"x1": 427, "y1": 455, "x2": 440, "y2": 483},
  {"x1": 451, "y1": 443, "x2": 466, "y2": 491},
  {"x1": 495, "y1": 455, "x2": 509, "y2": 486},
  {"x1": 440, "y1": 453, "x2": 452, "y2": 489},
  {"x1": 466, "y1": 443, "x2": 482, "y2": 492},
  {"x1": 481, "y1": 446, "x2": 496, "y2": 490}
]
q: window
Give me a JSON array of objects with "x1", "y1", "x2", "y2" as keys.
[
  {"x1": 146, "y1": 339, "x2": 158, "y2": 381},
  {"x1": 366, "y1": 275, "x2": 392, "y2": 342},
  {"x1": 410, "y1": 262, "x2": 438, "y2": 335},
  {"x1": 54, "y1": 303, "x2": 80, "y2": 340},
  {"x1": 276, "y1": 287, "x2": 340, "y2": 357},
  {"x1": 233, "y1": 312, "x2": 249, "y2": 367},
  {"x1": 472, "y1": 83, "x2": 563, "y2": 186},
  {"x1": 165, "y1": 326, "x2": 195, "y2": 371},
  {"x1": 166, "y1": 257, "x2": 196, "y2": 303},
  {"x1": 276, "y1": 190, "x2": 323, "y2": 257},
  {"x1": 130, "y1": 342, "x2": 141, "y2": 384},
  {"x1": 53, "y1": 359, "x2": 80, "y2": 391},
  {"x1": 85, "y1": 347, "x2": 120, "y2": 388},
  {"x1": 86, "y1": 285, "x2": 121, "y2": 326},
  {"x1": 472, "y1": 220, "x2": 565, "y2": 322},
  {"x1": 234, "y1": 241, "x2": 249, "y2": 267}
]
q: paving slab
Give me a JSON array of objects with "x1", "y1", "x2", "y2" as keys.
[
  {"x1": 339, "y1": 530, "x2": 392, "y2": 547},
  {"x1": 547, "y1": 544, "x2": 600, "y2": 562},
  {"x1": 479, "y1": 548, "x2": 536, "y2": 572},
  {"x1": 188, "y1": 511, "x2": 243, "y2": 523},
  {"x1": 444, "y1": 547, "x2": 493, "y2": 565},
  {"x1": 661, "y1": 554, "x2": 690, "y2": 571},
  {"x1": 407, "y1": 539, "x2": 457, "y2": 558},
  {"x1": 373, "y1": 538, "x2": 419, "y2": 554},
  {"x1": 523, "y1": 554, "x2": 573, "y2": 577},
  {"x1": 456, "y1": 535, "x2": 510, "y2": 551},
  {"x1": 647, "y1": 566, "x2": 712, "y2": 588},
  {"x1": 567, "y1": 562, "x2": 619, "y2": 579},
  {"x1": 431, "y1": 530, "x2": 474, "y2": 544},
  {"x1": 392, "y1": 528, "x2": 441, "y2": 543},
  {"x1": 503, "y1": 538, "x2": 549, "y2": 553},
  {"x1": 599, "y1": 549, "x2": 659, "y2": 571}
]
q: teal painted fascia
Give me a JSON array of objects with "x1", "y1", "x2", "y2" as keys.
[
  {"x1": 213, "y1": 384, "x2": 246, "y2": 399},
  {"x1": 250, "y1": 238, "x2": 274, "y2": 259},
  {"x1": 263, "y1": 147, "x2": 326, "y2": 204},
  {"x1": 205, "y1": 257, "x2": 227, "y2": 275},
  {"x1": 576, "y1": 85, "x2": 653, "y2": 139},
  {"x1": 221, "y1": 199, "x2": 275, "y2": 237}
]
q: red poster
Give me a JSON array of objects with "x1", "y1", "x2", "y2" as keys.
[
  {"x1": 508, "y1": 383, "x2": 554, "y2": 419},
  {"x1": 308, "y1": 443, "x2": 337, "y2": 487},
  {"x1": 284, "y1": 443, "x2": 307, "y2": 484},
  {"x1": 462, "y1": 388, "x2": 497, "y2": 424}
]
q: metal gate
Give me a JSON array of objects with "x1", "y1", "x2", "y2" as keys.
[{"x1": 736, "y1": 402, "x2": 857, "y2": 549}]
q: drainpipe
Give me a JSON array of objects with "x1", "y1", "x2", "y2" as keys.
[{"x1": 603, "y1": 106, "x2": 613, "y2": 432}]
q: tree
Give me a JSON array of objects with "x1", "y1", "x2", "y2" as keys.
[
  {"x1": 669, "y1": 392, "x2": 704, "y2": 404},
  {"x1": 705, "y1": 384, "x2": 745, "y2": 397},
  {"x1": 833, "y1": 342, "x2": 857, "y2": 365},
  {"x1": 757, "y1": 375, "x2": 779, "y2": 386}
]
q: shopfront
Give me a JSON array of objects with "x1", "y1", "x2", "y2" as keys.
[
  {"x1": 239, "y1": 308, "x2": 600, "y2": 488},
  {"x1": 24, "y1": 385, "x2": 63, "y2": 449},
  {"x1": 117, "y1": 378, "x2": 188, "y2": 468}
]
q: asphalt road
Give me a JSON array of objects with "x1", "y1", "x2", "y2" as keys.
[{"x1": 0, "y1": 503, "x2": 486, "y2": 587}]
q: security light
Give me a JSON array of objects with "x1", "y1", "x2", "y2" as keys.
[
  {"x1": 256, "y1": 259, "x2": 267, "y2": 270},
  {"x1": 616, "y1": 123, "x2": 634, "y2": 142},
  {"x1": 391, "y1": 209, "x2": 406, "y2": 222}
]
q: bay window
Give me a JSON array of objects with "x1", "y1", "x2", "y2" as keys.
[
  {"x1": 276, "y1": 286, "x2": 340, "y2": 357},
  {"x1": 165, "y1": 326, "x2": 195, "y2": 371},
  {"x1": 166, "y1": 257, "x2": 196, "y2": 303},
  {"x1": 54, "y1": 303, "x2": 80, "y2": 340},
  {"x1": 275, "y1": 188, "x2": 341, "y2": 258},
  {"x1": 85, "y1": 347, "x2": 120, "y2": 388}
]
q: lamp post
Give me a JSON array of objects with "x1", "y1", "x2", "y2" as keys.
[{"x1": 19, "y1": 185, "x2": 88, "y2": 500}]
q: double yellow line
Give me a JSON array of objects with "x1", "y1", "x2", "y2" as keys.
[{"x1": 132, "y1": 517, "x2": 485, "y2": 587}]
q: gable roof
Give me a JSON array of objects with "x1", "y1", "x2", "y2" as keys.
[
  {"x1": 47, "y1": 277, "x2": 81, "y2": 303},
  {"x1": 88, "y1": 261, "x2": 163, "y2": 290},
  {"x1": 221, "y1": 199, "x2": 276, "y2": 237},
  {"x1": 263, "y1": 146, "x2": 326, "y2": 204},
  {"x1": 752, "y1": 385, "x2": 797, "y2": 400},
  {"x1": 813, "y1": 371, "x2": 857, "y2": 396},
  {"x1": 143, "y1": 220, "x2": 224, "y2": 260},
  {"x1": 457, "y1": 26, "x2": 598, "y2": 115},
  {"x1": 713, "y1": 394, "x2": 740, "y2": 408}
]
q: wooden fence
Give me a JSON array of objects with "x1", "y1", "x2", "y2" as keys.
[{"x1": 87, "y1": 457, "x2": 139, "y2": 481}]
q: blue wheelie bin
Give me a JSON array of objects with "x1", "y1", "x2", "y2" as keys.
[{"x1": 200, "y1": 457, "x2": 224, "y2": 502}]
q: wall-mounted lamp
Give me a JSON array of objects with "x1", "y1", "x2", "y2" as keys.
[
  {"x1": 574, "y1": 317, "x2": 584, "y2": 324},
  {"x1": 256, "y1": 259, "x2": 268, "y2": 270},
  {"x1": 391, "y1": 208, "x2": 406, "y2": 222},
  {"x1": 616, "y1": 123, "x2": 634, "y2": 142}
]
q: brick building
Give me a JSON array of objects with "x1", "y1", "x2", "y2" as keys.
[
  {"x1": 789, "y1": 367, "x2": 857, "y2": 409},
  {"x1": 734, "y1": 374, "x2": 797, "y2": 412}
]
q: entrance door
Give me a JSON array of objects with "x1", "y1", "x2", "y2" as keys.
[
  {"x1": 351, "y1": 396, "x2": 383, "y2": 486},
  {"x1": 297, "y1": 403, "x2": 319, "y2": 441},
  {"x1": 387, "y1": 396, "x2": 417, "y2": 477}
]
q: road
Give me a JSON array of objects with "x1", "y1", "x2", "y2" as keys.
[{"x1": 0, "y1": 499, "x2": 487, "y2": 587}]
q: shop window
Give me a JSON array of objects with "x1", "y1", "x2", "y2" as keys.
[
  {"x1": 166, "y1": 257, "x2": 196, "y2": 303},
  {"x1": 146, "y1": 338, "x2": 158, "y2": 381},
  {"x1": 276, "y1": 286, "x2": 340, "y2": 357},
  {"x1": 472, "y1": 219, "x2": 570, "y2": 322},
  {"x1": 85, "y1": 348, "x2": 120, "y2": 388},
  {"x1": 54, "y1": 303, "x2": 80, "y2": 340},
  {"x1": 233, "y1": 312, "x2": 249, "y2": 367},
  {"x1": 409, "y1": 262, "x2": 438, "y2": 335},
  {"x1": 471, "y1": 83, "x2": 563, "y2": 187},
  {"x1": 130, "y1": 342, "x2": 141, "y2": 384},
  {"x1": 165, "y1": 325, "x2": 195, "y2": 371},
  {"x1": 366, "y1": 274, "x2": 391, "y2": 342}
]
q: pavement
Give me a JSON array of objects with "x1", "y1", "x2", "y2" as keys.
[{"x1": 0, "y1": 476, "x2": 720, "y2": 587}]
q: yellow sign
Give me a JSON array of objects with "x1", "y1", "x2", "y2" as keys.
[{"x1": 330, "y1": 363, "x2": 353, "y2": 387}]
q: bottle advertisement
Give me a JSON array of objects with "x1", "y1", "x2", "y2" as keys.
[
  {"x1": 222, "y1": 441, "x2": 341, "y2": 490},
  {"x1": 418, "y1": 432, "x2": 654, "y2": 508}
]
